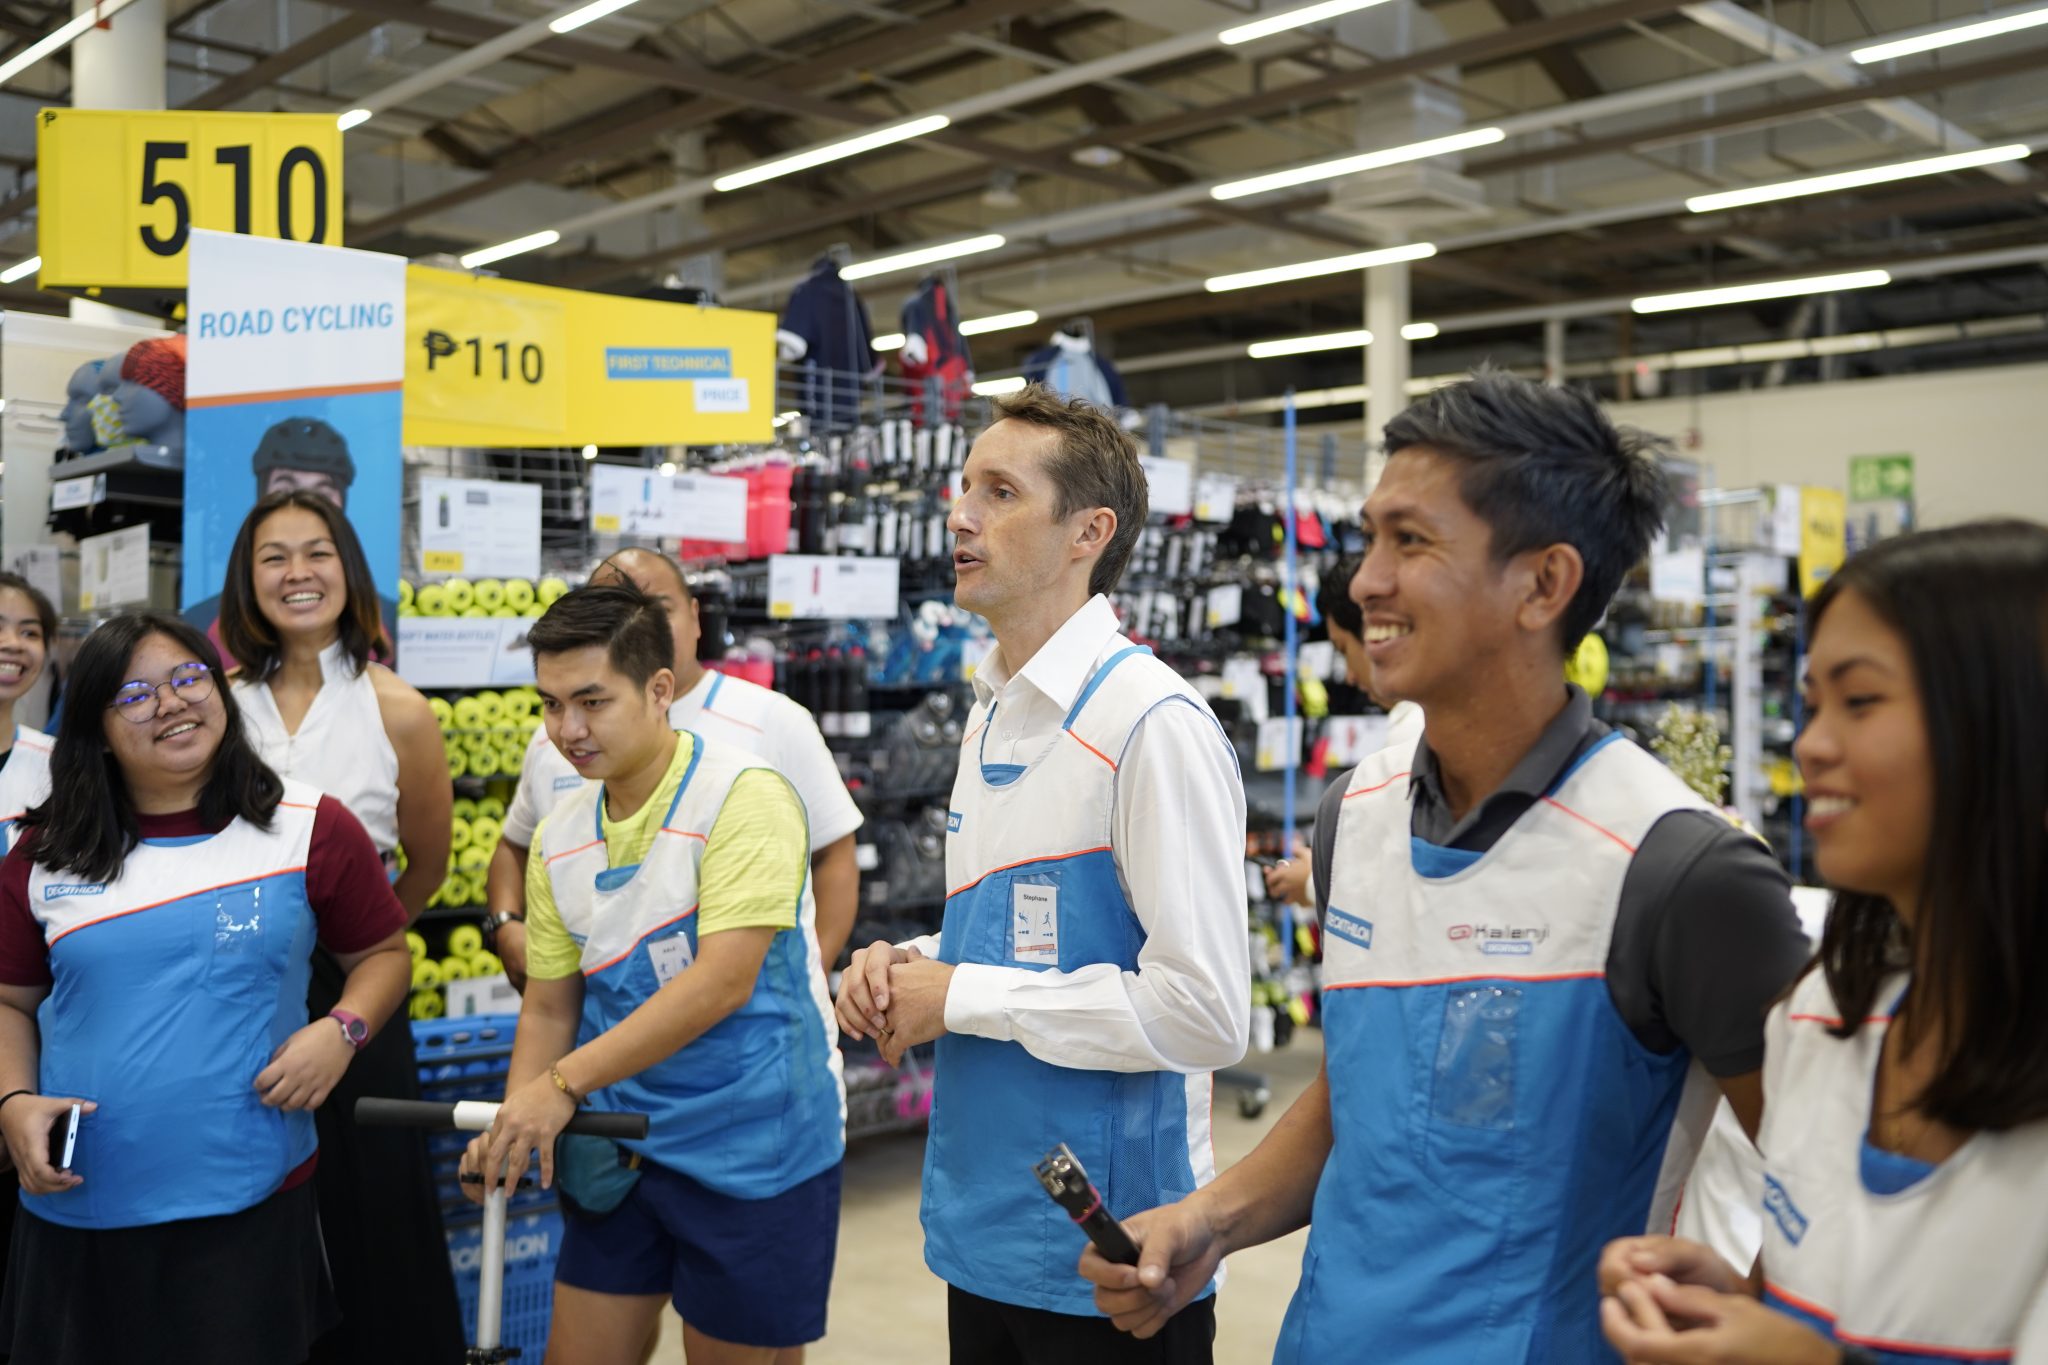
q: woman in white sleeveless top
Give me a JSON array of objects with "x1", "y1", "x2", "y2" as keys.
[
  {"x1": 0, "y1": 572, "x2": 56, "y2": 850},
  {"x1": 1599, "y1": 521, "x2": 2048, "y2": 1364},
  {"x1": 218, "y1": 490, "x2": 464, "y2": 1364}
]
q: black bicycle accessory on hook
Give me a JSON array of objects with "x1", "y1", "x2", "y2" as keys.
[{"x1": 1034, "y1": 1143, "x2": 1139, "y2": 1265}]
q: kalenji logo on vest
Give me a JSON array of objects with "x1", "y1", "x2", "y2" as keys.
[
  {"x1": 1449, "y1": 922, "x2": 1550, "y2": 954},
  {"x1": 43, "y1": 884, "x2": 106, "y2": 900},
  {"x1": 1763, "y1": 1174, "x2": 1809, "y2": 1245}
]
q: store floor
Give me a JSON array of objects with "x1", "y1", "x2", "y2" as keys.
[{"x1": 654, "y1": 1030, "x2": 1324, "y2": 1363}]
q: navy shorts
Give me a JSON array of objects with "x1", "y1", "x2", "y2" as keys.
[{"x1": 555, "y1": 1157, "x2": 842, "y2": 1349}]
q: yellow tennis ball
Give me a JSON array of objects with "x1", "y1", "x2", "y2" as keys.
[
  {"x1": 399, "y1": 579, "x2": 415, "y2": 608},
  {"x1": 475, "y1": 691, "x2": 507, "y2": 725},
  {"x1": 449, "y1": 818, "x2": 473, "y2": 852},
  {"x1": 416, "y1": 584, "x2": 450, "y2": 616},
  {"x1": 460, "y1": 606, "x2": 490, "y2": 619},
  {"x1": 504, "y1": 579, "x2": 536, "y2": 612},
  {"x1": 446, "y1": 748, "x2": 468, "y2": 780},
  {"x1": 452, "y1": 696, "x2": 484, "y2": 729},
  {"x1": 476, "y1": 797, "x2": 507, "y2": 821},
  {"x1": 472, "y1": 951, "x2": 504, "y2": 978},
  {"x1": 439, "y1": 956, "x2": 472, "y2": 983},
  {"x1": 538, "y1": 577, "x2": 569, "y2": 606},
  {"x1": 410, "y1": 990, "x2": 444, "y2": 1021},
  {"x1": 469, "y1": 746, "x2": 501, "y2": 779},
  {"x1": 1566, "y1": 632, "x2": 1611, "y2": 698},
  {"x1": 429, "y1": 697, "x2": 454, "y2": 728},
  {"x1": 405, "y1": 931, "x2": 427, "y2": 963},
  {"x1": 443, "y1": 579, "x2": 476, "y2": 613},
  {"x1": 457, "y1": 846, "x2": 491, "y2": 876},
  {"x1": 472, "y1": 816, "x2": 502, "y2": 850},
  {"x1": 412, "y1": 959, "x2": 442, "y2": 991},
  {"x1": 448, "y1": 924, "x2": 484, "y2": 957},
  {"x1": 452, "y1": 797, "x2": 477, "y2": 820},
  {"x1": 466, "y1": 872, "x2": 490, "y2": 906},
  {"x1": 473, "y1": 579, "x2": 506, "y2": 612}
]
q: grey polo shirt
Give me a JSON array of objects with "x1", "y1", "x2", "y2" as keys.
[{"x1": 1310, "y1": 687, "x2": 1808, "y2": 1077}]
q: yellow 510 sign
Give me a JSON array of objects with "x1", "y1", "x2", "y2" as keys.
[{"x1": 36, "y1": 108, "x2": 343, "y2": 290}]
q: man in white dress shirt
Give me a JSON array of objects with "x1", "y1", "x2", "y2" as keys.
[
  {"x1": 835, "y1": 386, "x2": 1249, "y2": 1364},
  {"x1": 488, "y1": 547, "x2": 864, "y2": 981}
]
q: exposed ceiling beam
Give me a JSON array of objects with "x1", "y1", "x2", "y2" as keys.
[
  {"x1": 1466, "y1": 43, "x2": 2048, "y2": 180},
  {"x1": 1004, "y1": 17, "x2": 1191, "y2": 189},
  {"x1": 1489, "y1": 0, "x2": 1604, "y2": 101},
  {"x1": 345, "y1": 0, "x2": 1031, "y2": 243}
]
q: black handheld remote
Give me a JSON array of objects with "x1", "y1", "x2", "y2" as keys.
[{"x1": 1034, "y1": 1143, "x2": 1139, "y2": 1265}]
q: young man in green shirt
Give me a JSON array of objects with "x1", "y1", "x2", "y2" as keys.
[{"x1": 463, "y1": 583, "x2": 844, "y2": 1365}]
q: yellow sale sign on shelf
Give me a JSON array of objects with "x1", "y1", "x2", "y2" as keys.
[
  {"x1": 36, "y1": 108, "x2": 343, "y2": 289},
  {"x1": 402, "y1": 267, "x2": 775, "y2": 447},
  {"x1": 1799, "y1": 485, "x2": 1846, "y2": 597}
]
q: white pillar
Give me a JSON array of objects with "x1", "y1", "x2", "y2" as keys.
[
  {"x1": 1363, "y1": 259, "x2": 1410, "y2": 488},
  {"x1": 68, "y1": 0, "x2": 166, "y2": 326},
  {"x1": 1544, "y1": 318, "x2": 1566, "y2": 386}
]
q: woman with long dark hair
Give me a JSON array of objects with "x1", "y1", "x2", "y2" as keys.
[
  {"x1": 0, "y1": 613, "x2": 410, "y2": 1363},
  {"x1": 1599, "y1": 520, "x2": 2048, "y2": 1363},
  {"x1": 0, "y1": 572, "x2": 57, "y2": 850},
  {"x1": 218, "y1": 490, "x2": 464, "y2": 1363}
]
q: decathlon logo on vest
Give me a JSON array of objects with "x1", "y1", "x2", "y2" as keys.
[
  {"x1": 1763, "y1": 1174, "x2": 1809, "y2": 1245},
  {"x1": 43, "y1": 883, "x2": 106, "y2": 900},
  {"x1": 1326, "y1": 908, "x2": 1374, "y2": 950},
  {"x1": 1449, "y1": 921, "x2": 1550, "y2": 955},
  {"x1": 552, "y1": 775, "x2": 583, "y2": 792},
  {"x1": 946, "y1": 811, "x2": 962, "y2": 833}
]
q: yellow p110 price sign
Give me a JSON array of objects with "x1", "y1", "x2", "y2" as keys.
[
  {"x1": 404, "y1": 266, "x2": 570, "y2": 444},
  {"x1": 37, "y1": 108, "x2": 342, "y2": 290}
]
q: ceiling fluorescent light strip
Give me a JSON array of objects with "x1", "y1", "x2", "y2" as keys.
[
  {"x1": 842, "y1": 234, "x2": 1006, "y2": 282},
  {"x1": 459, "y1": 229, "x2": 562, "y2": 270},
  {"x1": 0, "y1": 256, "x2": 39, "y2": 285},
  {"x1": 972, "y1": 376, "x2": 1027, "y2": 396},
  {"x1": 714, "y1": 115, "x2": 951, "y2": 193},
  {"x1": 1207, "y1": 242, "x2": 1437, "y2": 293},
  {"x1": 872, "y1": 333, "x2": 907, "y2": 351},
  {"x1": 1218, "y1": 0, "x2": 1398, "y2": 45},
  {"x1": 337, "y1": 108, "x2": 373, "y2": 132},
  {"x1": 1631, "y1": 269, "x2": 1891, "y2": 314},
  {"x1": 1212, "y1": 127, "x2": 1505, "y2": 201},
  {"x1": 1686, "y1": 144, "x2": 2033, "y2": 213},
  {"x1": 959, "y1": 309, "x2": 1039, "y2": 336},
  {"x1": 550, "y1": 0, "x2": 641, "y2": 33},
  {"x1": 1852, "y1": 2, "x2": 2048, "y2": 62},
  {"x1": 0, "y1": 4, "x2": 116, "y2": 87},
  {"x1": 1248, "y1": 329, "x2": 1372, "y2": 358}
]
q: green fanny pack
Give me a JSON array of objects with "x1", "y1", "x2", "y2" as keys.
[{"x1": 555, "y1": 1133, "x2": 643, "y2": 1218}]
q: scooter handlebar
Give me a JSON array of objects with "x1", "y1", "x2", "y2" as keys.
[{"x1": 354, "y1": 1097, "x2": 649, "y2": 1139}]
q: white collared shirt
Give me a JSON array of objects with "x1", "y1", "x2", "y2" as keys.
[{"x1": 909, "y1": 595, "x2": 1251, "y2": 1073}]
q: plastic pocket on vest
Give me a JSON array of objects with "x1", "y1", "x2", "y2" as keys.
[{"x1": 1431, "y1": 986, "x2": 1521, "y2": 1131}]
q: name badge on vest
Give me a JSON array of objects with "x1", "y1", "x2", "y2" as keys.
[
  {"x1": 1012, "y1": 884, "x2": 1058, "y2": 962},
  {"x1": 649, "y1": 934, "x2": 693, "y2": 985}
]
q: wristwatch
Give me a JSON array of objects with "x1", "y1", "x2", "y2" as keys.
[
  {"x1": 481, "y1": 909, "x2": 524, "y2": 948},
  {"x1": 329, "y1": 1009, "x2": 370, "y2": 1052}
]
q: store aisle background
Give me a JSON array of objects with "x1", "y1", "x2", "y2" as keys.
[{"x1": 655, "y1": 1032, "x2": 1325, "y2": 1361}]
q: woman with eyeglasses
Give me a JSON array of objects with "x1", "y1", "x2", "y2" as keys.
[
  {"x1": 0, "y1": 572, "x2": 58, "y2": 851},
  {"x1": 217, "y1": 491, "x2": 463, "y2": 1364},
  {"x1": 1599, "y1": 521, "x2": 2048, "y2": 1364},
  {"x1": 0, "y1": 613, "x2": 410, "y2": 1364}
]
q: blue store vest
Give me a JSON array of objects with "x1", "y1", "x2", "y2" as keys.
[
  {"x1": 924, "y1": 642, "x2": 1236, "y2": 1316},
  {"x1": 538, "y1": 734, "x2": 844, "y2": 1200},
  {"x1": 1276, "y1": 733, "x2": 1720, "y2": 1362},
  {"x1": 25, "y1": 782, "x2": 322, "y2": 1229}
]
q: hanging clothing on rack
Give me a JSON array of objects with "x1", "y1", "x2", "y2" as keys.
[
  {"x1": 778, "y1": 257, "x2": 880, "y2": 429},
  {"x1": 897, "y1": 275, "x2": 973, "y2": 424},
  {"x1": 1022, "y1": 328, "x2": 1127, "y2": 410}
]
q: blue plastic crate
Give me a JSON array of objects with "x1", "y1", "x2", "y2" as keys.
[{"x1": 446, "y1": 1204, "x2": 562, "y2": 1357}]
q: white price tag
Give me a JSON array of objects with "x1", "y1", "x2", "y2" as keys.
[
  {"x1": 670, "y1": 472, "x2": 749, "y2": 543},
  {"x1": 1194, "y1": 474, "x2": 1239, "y2": 524},
  {"x1": 648, "y1": 933, "x2": 694, "y2": 985},
  {"x1": 1297, "y1": 640, "x2": 1337, "y2": 681},
  {"x1": 420, "y1": 478, "x2": 543, "y2": 580},
  {"x1": 1206, "y1": 583, "x2": 1244, "y2": 630},
  {"x1": 1323, "y1": 714, "x2": 1391, "y2": 766},
  {"x1": 51, "y1": 473, "x2": 105, "y2": 512},
  {"x1": 1139, "y1": 455, "x2": 1193, "y2": 517},
  {"x1": 767, "y1": 554, "x2": 901, "y2": 620},
  {"x1": 76, "y1": 524, "x2": 149, "y2": 611},
  {"x1": 1648, "y1": 546, "x2": 1705, "y2": 607},
  {"x1": 446, "y1": 974, "x2": 521, "y2": 1017},
  {"x1": 1255, "y1": 716, "x2": 1304, "y2": 772},
  {"x1": 1220, "y1": 655, "x2": 1263, "y2": 700},
  {"x1": 396, "y1": 617, "x2": 538, "y2": 688},
  {"x1": 1012, "y1": 884, "x2": 1059, "y2": 962}
]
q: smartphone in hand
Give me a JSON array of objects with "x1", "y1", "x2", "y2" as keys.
[{"x1": 48, "y1": 1102, "x2": 79, "y2": 1173}]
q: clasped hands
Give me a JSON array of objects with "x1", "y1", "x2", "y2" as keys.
[{"x1": 833, "y1": 939, "x2": 955, "y2": 1066}]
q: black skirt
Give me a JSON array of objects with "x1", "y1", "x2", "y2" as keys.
[
  {"x1": 0, "y1": 1178, "x2": 338, "y2": 1365},
  {"x1": 305, "y1": 949, "x2": 468, "y2": 1364}
]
